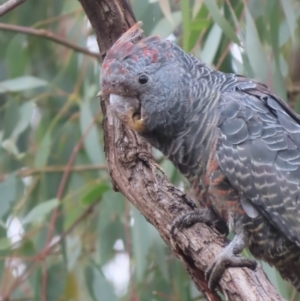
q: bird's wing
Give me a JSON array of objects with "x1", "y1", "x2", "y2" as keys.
[{"x1": 216, "y1": 77, "x2": 300, "y2": 245}]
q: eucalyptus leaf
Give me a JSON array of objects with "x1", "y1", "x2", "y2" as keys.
[
  {"x1": 80, "y1": 99, "x2": 104, "y2": 165},
  {"x1": 0, "y1": 175, "x2": 17, "y2": 219},
  {"x1": 46, "y1": 264, "x2": 66, "y2": 301},
  {"x1": 131, "y1": 206, "x2": 152, "y2": 281},
  {"x1": 86, "y1": 265, "x2": 118, "y2": 301},
  {"x1": 200, "y1": 23, "x2": 222, "y2": 66},
  {"x1": 11, "y1": 101, "x2": 35, "y2": 139},
  {"x1": 34, "y1": 131, "x2": 52, "y2": 168},
  {"x1": 204, "y1": 0, "x2": 240, "y2": 45},
  {"x1": 245, "y1": 8, "x2": 268, "y2": 82},
  {"x1": 22, "y1": 198, "x2": 59, "y2": 225},
  {"x1": 280, "y1": 0, "x2": 298, "y2": 41},
  {"x1": 0, "y1": 76, "x2": 47, "y2": 93}
]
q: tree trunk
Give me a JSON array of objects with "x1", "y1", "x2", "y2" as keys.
[{"x1": 78, "y1": 1, "x2": 286, "y2": 300}]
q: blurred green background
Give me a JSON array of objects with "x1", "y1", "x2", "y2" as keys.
[{"x1": 0, "y1": 0, "x2": 300, "y2": 300}]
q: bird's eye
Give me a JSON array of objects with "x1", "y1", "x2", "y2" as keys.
[{"x1": 138, "y1": 74, "x2": 148, "y2": 84}]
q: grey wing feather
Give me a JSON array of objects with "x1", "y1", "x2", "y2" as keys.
[{"x1": 217, "y1": 77, "x2": 300, "y2": 246}]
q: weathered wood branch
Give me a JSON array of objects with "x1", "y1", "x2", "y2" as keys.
[
  {"x1": 0, "y1": 0, "x2": 25, "y2": 17},
  {"x1": 78, "y1": 1, "x2": 286, "y2": 300}
]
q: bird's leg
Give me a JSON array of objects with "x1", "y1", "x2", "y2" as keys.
[
  {"x1": 171, "y1": 206, "x2": 228, "y2": 236},
  {"x1": 182, "y1": 195, "x2": 197, "y2": 209},
  {"x1": 171, "y1": 207, "x2": 256, "y2": 290},
  {"x1": 205, "y1": 231, "x2": 257, "y2": 290}
]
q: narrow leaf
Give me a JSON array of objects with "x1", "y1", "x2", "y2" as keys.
[
  {"x1": 280, "y1": 0, "x2": 297, "y2": 41},
  {"x1": 0, "y1": 76, "x2": 47, "y2": 93},
  {"x1": 204, "y1": 0, "x2": 240, "y2": 45},
  {"x1": 81, "y1": 182, "x2": 109, "y2": 205},
  {"x1": 151, "y1": 11, "x2": 182, "y2": 38},
  {"x1": 158, "y1": 0, "x2": 173, "y2": 24},
  {"x1": 80, "y1": 100, "x2": 104, "y2": 165},
  {"x1": 200, "y1": 23, "x2": 222, "y2": 65},
  {"x1": 46, "y1": 264, "x2": 66, "y2": 301},
  {"x1": 0, "y1": 175, "x2": 17, "y2": 219},
  {"x1": 180, "y1": 0, "x2": 191, "y2": 51},
  {"x1": 131, "y1": 206, "x2": 152, "y2": 280},
  {"x1": 23, "y1": 198, "x2": 59, "y2": 225},
  {"x1": 34, "y1": 131, "x2": 52, "y2": 167},
  {"x1": 245, "y1": 8, "x2": 268, "y2": 82},
  {"x1": 11, "y1": 101, "x2": 35, "y2": 139},
  {"x1": 86, "y1": 265, "x2": 118, "y2": 301}
]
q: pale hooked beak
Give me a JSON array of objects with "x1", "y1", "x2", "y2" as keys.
[{"x1": 109, "y1": 94, "x2": 145, "y2": 132}]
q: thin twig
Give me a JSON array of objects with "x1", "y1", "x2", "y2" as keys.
[
  {"x1": 32, "y1": 8, "x2": 82, "y2": 28},
  {"x1": 0, "y1": 0, "x2": 25, "y2": 17},
  {"x1": 152, "y1": 291, "x2": 177, "y2": 301},
  {"x1": 0, "y1": 164, "x2": 106, "y2": 183},
  {"x1": 41, "y1": 262, "x2": 47, "y2": 301},
  {"x1": 0, "y1": 22, "x2": 100, "y2": 59},
  {"x1": 288, "y1": 86, "x2": 300, "y2": 94}
]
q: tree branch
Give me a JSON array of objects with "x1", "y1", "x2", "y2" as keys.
[
  {"x1": 0, "y1": 0, "x2": 25, "y2": 17},
  {"x1": 78, "y1": 0, "x2": 286, "y2": 300},
  {"x1": 0, "y1": 22, "x2": 100, "y2": 60}
]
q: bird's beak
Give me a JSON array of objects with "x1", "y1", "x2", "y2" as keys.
[{"x1": 109, "y1": 94, "x2": 146, "y2": 133}]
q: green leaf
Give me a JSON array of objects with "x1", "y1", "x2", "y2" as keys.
[
  {"x1": 204, "y1": 0, "x2": 240, "y2": 45},
  {"x1": 85, "y1": 265, "x2": 118, "y2": 301},
  {"x1": 46, "y1": 263, "x2": 66, "y2": 301},
  {"x1": 66, "y1": 236, "x2": 82, "y2": 271},
  {"x1": 271, "y1": 63, "x2": 287, "y2": 100},
  {"x1": 99, "y1": 221, "x2": 124, "y2": 265},
  {"x1": 98, "y1": 191, "x2": 125, "y2": 264},
  {"x1": 152, "y1": 236, "x2": 169, "y2": 281},
  {"x1": 131, "y1": 206, "x2": 152, "y2": 281},
  {"x1": 11, "y1": 101, "x2": 35, "y2": 139},
  {"x1": 6, "y1": 34, "x2": 28, "y2": 78},
  {"x1": 244, "y1": 8, "x2": 268, "y2": 82},
  {"x1": 280, "y1": 0, "x2": 297, "y2": 41},
  {"x1": 190, "y1": 19, "x2": 210, "y2": 31},
  {"x1": 180, "y1": 0, "x2": 191, "y2": 51},
  {"x1": 81, "y1": 182, "x2": 109, "y2": 205},
  {"x1": 200, "y1": 23, "x2": 222, "y2": 65},
  {"x1": 22, "y1": 198, "x2": 59, "y2": 225},
  {"x1": 269, "y1": 1, "x2": 280, "y2": 67},
  {"x1": 34, "y1": 131, "x2": 52, "y2": 167},
  {"x1": 2, "y1": 98, "x2": 20, "y2": 139},
  {"x1": 279, "y1": 19, "x2": 291, "y2": 47},
  {"x1": 0, "y1": 175, "x2": 17, "y2": 219},
  {"x1": 160, "y1": 159, "x2": 175, "y2": 179},
  {"x1": 294, "y1": 94, "x2": 300, "y2": 114},
  {"x1": 0, "y1": 76, "x2": 47, "y2": 93},
  {"x1": 151, "y1": 11, "x2": 182, "y2": 38},
  {"x1": 80, "y1": 99, "x2": 104, "y2": 165},
  {"x1": 0, "y1": 237, "x2": 11, "y2": 250}
]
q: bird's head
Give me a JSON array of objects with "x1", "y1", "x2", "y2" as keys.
[{"x1": 101, "y1": 22, "x2": 192, "y2": 139}]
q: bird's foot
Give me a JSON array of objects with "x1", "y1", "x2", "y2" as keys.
[
  {"x1": 171, "y1": 208, "x2": 228, "y2": 236},
  {"x1": 205, "y1": 232, "x2": 257, "y2": 291}
]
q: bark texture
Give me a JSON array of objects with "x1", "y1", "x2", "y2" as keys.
[{"x1": 78, "y1": 1, "x2": 286, "y2": 300}]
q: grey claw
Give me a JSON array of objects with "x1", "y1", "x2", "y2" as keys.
[{"x1": 205, "y1": 232, "x2": 257, "y2": 291}]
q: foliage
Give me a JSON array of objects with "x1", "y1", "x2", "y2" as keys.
[{"x1": 0, "y1": 0, "x2": 299, "y2": 300}]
